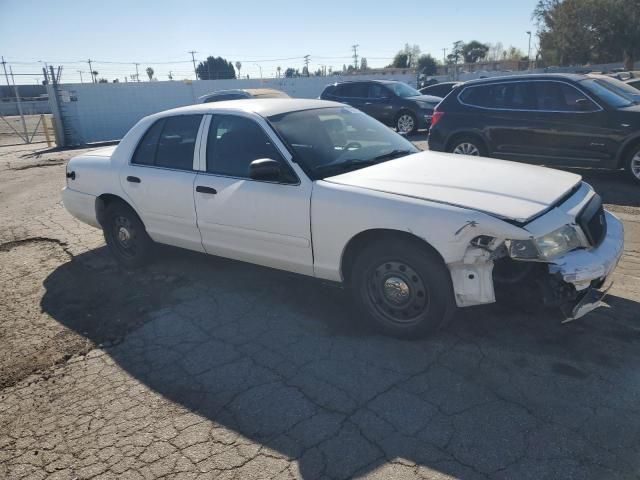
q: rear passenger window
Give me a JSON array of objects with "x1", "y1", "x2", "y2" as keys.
[
  {"x1": 460, "y1": 82, "x2": 535, "y2": 109},
  {"x1": 534, "y1": 82, "x2": 597, "y2": 111},
  {"x1": 132, "y1": 115, "x2": 203, "y2": 170},
  {"x1": 341, "y1": 83, "x2": 368, "y2": 98},
  {"x1": 132, "y1": 119, "x2": 164, "y2": 165}
]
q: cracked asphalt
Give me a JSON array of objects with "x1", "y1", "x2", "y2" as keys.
[{"x1": 1, "y1": 141, "x2": 639, "y2": 479}]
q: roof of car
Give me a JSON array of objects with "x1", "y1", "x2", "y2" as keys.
[
  {"x1": 462, "y1": 73, "x2": 589, "y2": 85},
  {"x1": 329, "y1": 79, "x2": 403, "y2": 85},
  {"x1": 156, "y1": 98, "x2": 344, "y2": 118}
]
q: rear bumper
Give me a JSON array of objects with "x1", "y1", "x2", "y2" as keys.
[{"x1": 62, "y1": 187, "x2": 100, "y2": 228}]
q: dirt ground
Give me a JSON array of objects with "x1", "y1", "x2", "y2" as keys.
[{"x1": 0, "y1": 141, "x2": 639, "y2": 479}]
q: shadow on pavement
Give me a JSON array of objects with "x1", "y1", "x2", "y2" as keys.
[{"x1": 41, "y1": 246, "x2": 640, "y2": 479}]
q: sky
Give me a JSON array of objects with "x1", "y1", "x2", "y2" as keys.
[{"x1": 0, "y1": 0, "x2": 539, "y2": 84}]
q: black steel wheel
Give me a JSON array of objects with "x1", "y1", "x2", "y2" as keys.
[
  {"x1": 350, "y1": 238, "x2": 456, "y2": 339},
  {"x1": 103, "y1": 202, "x2": 153, "y2": 267}
]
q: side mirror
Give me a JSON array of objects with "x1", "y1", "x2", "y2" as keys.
[{"x1": 249, "y1": 158, "x2": 281, "y2": 181}]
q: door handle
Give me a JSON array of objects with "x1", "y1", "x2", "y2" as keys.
[
  {"x1": 196, "y1": 186, "x2": 217, "y2": 194},
  {"x1": 126, "y1": 176, "x2": 141, "y2": 183}
]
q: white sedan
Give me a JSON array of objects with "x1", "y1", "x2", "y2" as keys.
[{"x1": 63, "y1": 99, "x2": 624, "y2": 338}]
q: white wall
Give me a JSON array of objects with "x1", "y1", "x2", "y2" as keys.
[{"x1": 58, "y1": 74, "x2": 417, "y2": 145}]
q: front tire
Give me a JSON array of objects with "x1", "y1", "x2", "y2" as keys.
[
  {"x1": 103, "y1": 203, "x2": 153, "y2": 268},
  {"x1": 448, "y1": 135, "x2": 487, "y2": 157},
  {"x1": 625, "y1": 144, "x2": 640, "y2": 184},
  {"x1": 350, "y1": 239, "x2": 456, "y2": 339},
  {"x1": 396, "y1": 112, "x2": 417, "y2": 135}
]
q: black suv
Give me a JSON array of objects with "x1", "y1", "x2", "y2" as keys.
[
  {"x1": 428, "y1": 74, "x2": 640, "y2": 183},
  {"x1": 320, "y1": 80, "x2": 442, "y2": 134}
]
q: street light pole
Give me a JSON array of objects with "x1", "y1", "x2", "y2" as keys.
[
  {"x1": 526, "y1": 31, "x2": 532, "y2": 71},
  {"x1": 254, "y1": 63, "x2": 262, "y2": 79}
]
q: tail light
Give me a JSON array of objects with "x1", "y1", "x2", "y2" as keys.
[{"x1": 431, "y1": 110, "x2": 445, "y2": 128}]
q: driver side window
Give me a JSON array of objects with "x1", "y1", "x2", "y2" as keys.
[{"x1": 206, "y1": 114, "x2": 296, "y2": 182}]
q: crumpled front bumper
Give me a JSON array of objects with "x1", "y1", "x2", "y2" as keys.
[{"x1": 549, "y1": 211, "x2": 624, "y2": 320}]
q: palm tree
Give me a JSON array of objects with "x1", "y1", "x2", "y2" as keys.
[
  {"x1": 146, "y1": 67, "x2": 154, "y2": 81},
  {"x1": 276, "y1": 66, "x2": 281, "y2": 78},
  {"x1": 235, "y1": 61, "x2": 242, "y2": 78}
]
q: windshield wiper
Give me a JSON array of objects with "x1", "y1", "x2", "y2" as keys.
[
  {"x1": 373, "y1": 149, "x2": 414, "y2": 161},
  {"x1": 315, "y1": 159, "x2": 377, "y2": 174}
]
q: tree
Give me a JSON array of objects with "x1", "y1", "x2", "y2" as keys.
[
  {"x1": 360, "y1": 57, "x2": 368, "y2": 71},
  {"x1": 196, "y1": 56, "x2": 236, "y2": 80},
  {"x1": 416, "y1": 54, "x2": 438, "y2": 75},
  {"x1": 276, "y1": 66, "x2": 281, "y2": 78},
  {"x1": 486, "y1": 42, "x2": 505, "y2": 62},
  {"x1": 91, "y1": 70, "x2": 99, "y2": 82},
  {"x1": 235, "y1": 61, "x2": 242, "y2": 78},
  {"x1": 168, "y1": 71, "x2": 173, "y2": 80},
  {"x1": 98, "y1": 78, "x2": 108, "y2": 83},
  {"x1": 462, "y1": 41, "x2": 489, "y2": 63},
  {"x1": 112, "y1": 79, "x2": 119, "y2": 83},
  {"x1": 391, "y1": 52, "x2": 409, "y2": 68},
  {"x1": 390, "y1": 44, "x2": 422, "y2": 68},
  {"x1": 534, "y1": 0, "x2": 640, "y2": 69},
  {"x1": 447, "y1": 41, "x2": 465, "y2": 64},
  {"x1": 504, "y1": 46, "x2": 525, "y2": 61},
  {"x1": 146, "y1": 67, "x2": 154, "y2": 81},
  {"x1": 284, "y1": 67, "x2": 296, "y2": 78}
]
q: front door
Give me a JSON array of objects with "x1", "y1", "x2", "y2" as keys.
[
  {"x1": 119, "y1": 114, "x2": 205, "y2": 252},
  {"x1": 193, "y1": 113, "x2": 314, "y2": 275},
  {"x1": 525, "y1": 81, "x2": 622, "y2": 167}
]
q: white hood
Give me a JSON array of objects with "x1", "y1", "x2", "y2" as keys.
[{"x1": 323, "y1": 151, "x2": 581, "y2": 223}]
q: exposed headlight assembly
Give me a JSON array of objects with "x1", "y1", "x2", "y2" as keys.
[{"x1": 507, "y1": 225, "x2": 585, "y2": 261}]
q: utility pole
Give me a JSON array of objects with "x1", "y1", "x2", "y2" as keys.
[
  {"x1": 1, "y1": 56, "x2": 10, "y2": 86},
  {"x1": 189, "y1": 51, "x2": 198, "y2": 79},
  {"x1": 303, "y1": 55, "x2": 310, "y2": 76},
  {"x1": 134, "y1": 63, "x2": 140, "y2": 82},
  {"x1": 77, "y1": 70, "x2": 84, "y2": 83},
  {"x1": 526, "y1": 31, "x2": 532, "y2": 70},
  {"x1": 10, "y1": 67, "x2": 29, "y2": 143},
  {"x1": 253, "y1": 63, "x2": 262, "y2": 79},
  {"x1": 87, "y1": 59, "x2": 95, "y2": 83},
  {"x1": 351, "y1": 44, "x2": 359, "y2": 70}
]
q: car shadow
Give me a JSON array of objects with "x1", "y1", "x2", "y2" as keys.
[{"x1": 40, "y1": 246, "x2": 640, "y2": 478}]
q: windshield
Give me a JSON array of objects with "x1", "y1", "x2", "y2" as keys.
[
  {"x1": 269, "y1": 106, "x2": 419, "y2": 179},
  {"x1": 580, "y1": 78, "x2": 637, "y2": 108},
  {"x1": 389, "y1": 82, "x2": 422, "y2": 98}
]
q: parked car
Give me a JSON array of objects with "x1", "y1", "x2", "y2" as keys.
[
  {"x1": 198, "y1": 88, "x2": 289, "y2": 103},
  {"x1": 320, "y1": 80, "x2": 442, "y2": 134},
  {"x1": 428, "y1": 74, "x2": 640, "y2": 183},
  {"x1": 419, "y1": 82, "x2": 461, "y2": 98},
  {"x1": 62, "y1": 99, "x2": 623, "y2": 338},
  {"x1": 626, "y1": 78, "x2": 640, "y2": 91}
]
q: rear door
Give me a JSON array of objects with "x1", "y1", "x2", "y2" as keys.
[
  {"x1": 363, "y1": 83, "x2": 394, "y2": 124},
  {"x1": 119, "y1": 114, "x2": 205, "y2": 252},
  {"x1": 339, "y1": 83, "x2": 369, "y2": 112},
  {"x1": 459, "y1": 81, "x2": 539, "y2": 157}
]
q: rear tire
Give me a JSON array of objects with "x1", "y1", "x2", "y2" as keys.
[
  {"x1": 396, "y1": 111, "x2": 417, "y2": 135},
  {"x1": 625, "y1": 144, "x2": 640, "y2": 184},
  {"x1": 349, "y1": 239, "x2": 456, "y2": 339},
  {"x1": 448, "y1": 134, "x2": 487, "y2": 157},
  {"x1": 103, "y1": 203, "x2": 153, "y2": 268}
]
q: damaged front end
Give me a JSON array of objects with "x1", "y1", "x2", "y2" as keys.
[{"x1": 449, "y1": 192, "x2": 625, "y2": 322}]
